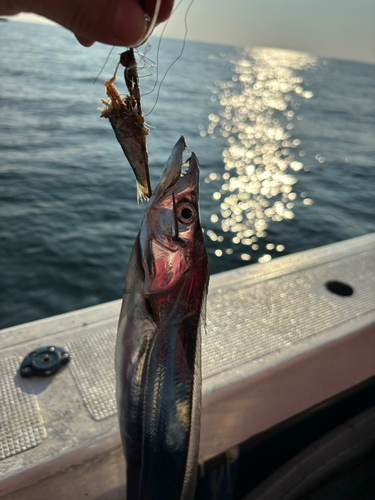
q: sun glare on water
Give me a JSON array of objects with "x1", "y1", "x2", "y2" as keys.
[{"x1": 203, "y1": 48, "x2": 318, "y2": 264}]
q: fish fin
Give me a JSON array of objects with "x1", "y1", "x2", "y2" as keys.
[{"x1": 200, "y1": 270, "x2": 210, "y2": 335}]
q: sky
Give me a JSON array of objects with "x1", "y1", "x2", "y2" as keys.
[{"x1": 5, "y1": 0, "x2": 375, "y2": 64}]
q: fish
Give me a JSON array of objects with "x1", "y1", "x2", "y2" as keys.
[
  {"x1": 100, "y1": 49, "x2": 151, "y2": 202},
  {"x1": 115, "y1": 136, "x2": 209, "y2": 499}
]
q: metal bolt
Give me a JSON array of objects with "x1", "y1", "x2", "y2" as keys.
[
  {"x1": 22, "y1": 367, "x2": 31, "y2": 372},
  {"x1": 29, "y1": 352, "x2": 36, "y2": 358},
  {"x1": 61, "y1": 353, "x2": 69, "y2": 358},
  {"x1": 48, "y1": 347, "x2": 55, "y2": 352}
]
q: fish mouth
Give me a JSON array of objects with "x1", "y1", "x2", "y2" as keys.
[
  {"x1": 140, "y1": 138, "x2": 200, "y2": 293},
  {"x1": 151, "y1": 136, "x2": 186, "y2": 200},
  {"x1": 151, "y1": 137, "x2": 198, "y2": 202}
]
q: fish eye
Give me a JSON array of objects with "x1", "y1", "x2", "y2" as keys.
[{"x1": 177, "y1": 203, "x2": 196, "y2": 223}]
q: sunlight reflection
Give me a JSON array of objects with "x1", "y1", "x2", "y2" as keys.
[{"x1": 205, "y1": 48, "x2": 318, "y2": 261}]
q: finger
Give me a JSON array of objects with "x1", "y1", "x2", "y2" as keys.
[
  {"x1": 74, "y1": 34, "x2": 95, "y2": 47},
  {"x1": 19, "y1": 0, "x2": 148, "y2": 47},
  {"x1": 0, "y1": 3, "x2": 21, "y2": 15}
]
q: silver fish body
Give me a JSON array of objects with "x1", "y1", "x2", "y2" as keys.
[{"x1": 116, "y1": 137, "x2": 209, "y2": 500}]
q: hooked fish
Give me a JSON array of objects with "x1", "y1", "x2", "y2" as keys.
[
  {"x1": 100, "y1": 49, "x2": 151, "y2": 201},
  {"x1": 115, "y1": 137, "x2": 209, "y2": 499}
]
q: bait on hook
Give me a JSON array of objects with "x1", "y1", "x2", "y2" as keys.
[{"x1": 99, "y1": 49, "x2": 152, "y2": 201}]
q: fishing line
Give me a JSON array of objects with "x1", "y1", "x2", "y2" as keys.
[
  {"x1": 144, "y1": 0, "x2": 195, "y2": 117},
  {"x1": 93, "y1": 45, "x2": 115, "y2": 84},
  {"x1": 141, "y1": 0, "x2": 185, "y2": 98},
  {"x1": 136, "y1": 0, "x2": 162, "y2": 47},
  {"x1": 93, "y1": 0, "x2": 160, "y2": 85},
  {"x1": 134, "y1": 47, "x2": 157, "y2": 78}
]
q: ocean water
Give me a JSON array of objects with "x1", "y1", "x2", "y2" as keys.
[{"x1": 0, "y1": 21, "x2": 374, "y2": 329}]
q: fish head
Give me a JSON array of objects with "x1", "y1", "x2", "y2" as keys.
[{"x1": 140, "y1": 137, "x2": 207, "y2": 295}]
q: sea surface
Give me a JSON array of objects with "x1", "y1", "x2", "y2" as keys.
[{"x1": 0, "y1": 21, "x2": 374, "y2": 329}]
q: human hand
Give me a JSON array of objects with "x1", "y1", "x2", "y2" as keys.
[{"x1": 0, "y1": 0, "x2": 174, "y2": 47}]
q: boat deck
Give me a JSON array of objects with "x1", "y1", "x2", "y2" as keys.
[{"x1": 1, "y1": 233, "x2": 374, "y2": 499}]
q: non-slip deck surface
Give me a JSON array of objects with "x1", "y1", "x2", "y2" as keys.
[{"x1": 0, "y1": 234, "x2": 374, "y2": 480}]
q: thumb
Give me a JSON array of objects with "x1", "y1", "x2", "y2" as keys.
[{"x1": 16, "y1": 0, "x2": 148, "y2": 47}]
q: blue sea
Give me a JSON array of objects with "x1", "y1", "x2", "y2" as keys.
[{"x1": 0, "y1": 21, "x2": 374, "y2": 330}]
